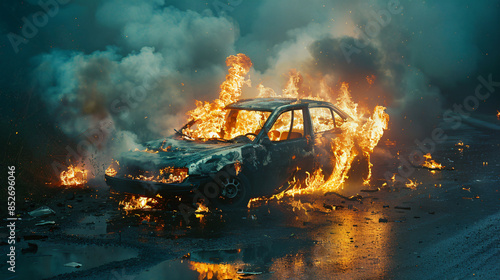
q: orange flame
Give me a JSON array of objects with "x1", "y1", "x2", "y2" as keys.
[
  {"x1": 119, "y1": 194, "x2": 162, "y2": 211},
  {"x1": 181, "y1": 55, "x2": 388, "y2": 207},
  {"x1": 105, "y1": 166, "x2": 117, "y2": 177},
  {"x1": 405, "y1": 178, "x2": 421, "y2": 190},
  {"x1": 422, "y1": 153, "x2": 444, "y2": 170},
  {"x1": 497, "y1": 110, "x2": 500, "y2": 120},
  {"x1": 60, "y1": 165, "x2": 87, "y2": 186},
  {"x1": 195, "y1": 203, "x2": 209, "y2": 213},
  {"x1": 247, "y1": 82, "x2": 388, "y2": 207},
  {"x1": 280, "y1": 82, "x2": 389, "y2": 194},
  {"x1": 125, "y1": 167, "x2": 189, "y2": 184},
  {"x1": 195, "y1": 202, "x2": 210, "y2": 220},
  {"x1": 184, "y1": 53, "x2": 252, "y2": 139}
]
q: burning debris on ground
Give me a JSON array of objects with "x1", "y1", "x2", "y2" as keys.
[
  {"x1": 421, "y1": 153, "x2": 445, "y2": 170},
  {"x1": 60, "y1": 165, "x2": 88, "y2": 186}
]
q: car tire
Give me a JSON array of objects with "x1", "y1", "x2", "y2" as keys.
[{"x1": 205, "y1": 173, "x2": 252, "y2": 210}]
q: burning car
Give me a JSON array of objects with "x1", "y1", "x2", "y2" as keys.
[{"x1": 105, "y1": 97, "x2": 352, "y2": 207}]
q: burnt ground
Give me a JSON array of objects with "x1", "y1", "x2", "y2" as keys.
[{"x1": 1, "y1": 117, "x2": 499, "y2": 280}]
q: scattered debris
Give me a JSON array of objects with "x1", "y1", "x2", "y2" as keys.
[
  {"x1": 237, "y1": 270, "x2": 262, "y2": 275},
  {"x1": 379, "y1": 218, "x2": 388, "y2": 223},
  {"x1": 394, "y1": 206, "x2": 411, "y2": 210},
  {"x1": 64, "y1": 262, "x2": 82, "y2": 268},
  {"x1": 28, "y1": 206, "x2": 55, "y2": 217},
  {"x1": 35, "y1": 220, "x2": 56, "y2": 226}
]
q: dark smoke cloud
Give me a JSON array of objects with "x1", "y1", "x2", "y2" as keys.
[{"x1": 1, "y1": 0, "x2": 499, "y2": 182}]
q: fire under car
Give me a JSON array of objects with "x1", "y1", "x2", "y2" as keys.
[{"x1": 105, "y1": 98, "x2": 352, "y2": 207}]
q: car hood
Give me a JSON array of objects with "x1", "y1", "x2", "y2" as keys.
[{"x1": 117, "y1": 137, "x2": 248, "y2": 175}]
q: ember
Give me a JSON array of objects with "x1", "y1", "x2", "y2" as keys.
[
  {"x1": 60, "y1": 165, "x2": 87, "y2": 186},
  {"x1": 422, "y1": 153, "x2": 444, "y2": 170},
  {"x1": 119, "y1": 194, "x2": 162, "y2": 211},
  {"x1": 125, "y1": 167, "x2": 189, "y2": 184},
  {"x1": 195, "y1": 203, "x2": 210, "y2": 219},
  {"x1": 380, "y1": 173, "x2": 421, "y2": 190},
  {"x1": 366, "y1": 74, "x2": 376, "y2": 85},
  {"x1": 105, "y1": 166, "x2": 117, "y2": 177},
  {"x1": 405, "y1": 179, "x2": 421, "y2": 190}
]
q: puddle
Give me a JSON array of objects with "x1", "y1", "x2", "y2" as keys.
[
  {"x1": 132, "y1": 205, "x2": 395, "y2": 280},
  {"x1": 0, "y1": 242, "x2": 138, "y2": 279},
  {"x1": 134, "y1": 240, "x2": 311, "y2": 280}
]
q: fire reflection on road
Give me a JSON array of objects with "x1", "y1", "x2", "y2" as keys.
[
  {"x1": 130, "y1": 195, "x2": 393, "y2": 279},
  {"x1": 270, "y1": 208, "x2": 391, "y2": 279}
]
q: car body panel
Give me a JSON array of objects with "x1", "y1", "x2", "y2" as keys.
[{"x1": 105, "y1": 98, "x2": 352, "y2": 199}]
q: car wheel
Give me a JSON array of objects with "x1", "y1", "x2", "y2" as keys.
[{"x1": 206, "y1": 174, "x2": 252, "y2": 209}]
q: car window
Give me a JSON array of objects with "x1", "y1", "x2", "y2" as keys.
[
  {"x1": 268, "y1": 109, "x2": 304, "y2": 142},
  {"x1": 224, "y1": 109, "x2": 270, "y2": 139},
  {"x1": 333, "y1": 110, "x2": 345, "y2": 127},
  {"x1": 182, "y1": 109, "x2": 271, "y2": 140},
  {"x1": 310, "y1": 107, "x2": 335, "y2": 133}
]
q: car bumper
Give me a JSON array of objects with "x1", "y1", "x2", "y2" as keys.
[{"x1": 105, "y1": 174, "x2": 209, "y2": 197}]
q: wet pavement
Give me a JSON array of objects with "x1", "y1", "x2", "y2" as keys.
[{"x1": 1, "y1": 118, "x2": 499, "y2": 279}]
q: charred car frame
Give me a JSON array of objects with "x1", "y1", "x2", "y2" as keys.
[{"x1": 105, "y1": 98, "x2": 352, "y2": 207}]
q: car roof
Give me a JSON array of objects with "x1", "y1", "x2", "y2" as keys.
[{"x1": 225, "y1": 98, "x2": 334, "y2": 111}]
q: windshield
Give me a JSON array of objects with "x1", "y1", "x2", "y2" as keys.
[{"x1": 180, "y1": 109, "x2": 271, "y2": 141}]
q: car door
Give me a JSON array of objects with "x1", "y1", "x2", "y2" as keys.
[
  {"x1": 309, "y1": 106, "x2": 344, "y2": 177},
  {"x1": 259, "y1": 108, "x2": 314, "y2": 195}
]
